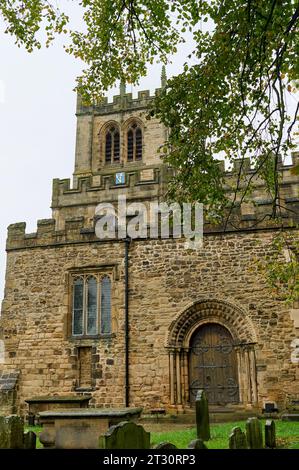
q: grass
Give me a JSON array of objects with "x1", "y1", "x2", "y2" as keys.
[
  {"x1": 150, "y1": 420, "x2": 299, "y2": 449},
  {"x1": 25, "y1": 420, "x2": 299, "y2": 449}
]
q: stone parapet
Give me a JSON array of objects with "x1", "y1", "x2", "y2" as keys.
[{"x1": 77, "y1": 89, "x2": 163, "y2": 116}]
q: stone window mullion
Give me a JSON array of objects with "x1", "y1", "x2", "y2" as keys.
[
  {"x1": 98, "y1": 275, "x2": 102, "y2": 333},
  {"x1": 133, "y1": 128, "x2": 136, "y2": 161},
  {"x1": 83, "y1": 276, "x2": 88, "y2": 336}
]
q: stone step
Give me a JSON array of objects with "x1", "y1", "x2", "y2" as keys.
[
  {"x1": 140, "y1": 408, "x2": 257, "y2": 425},
  {"x1": 281, "y1": 413, "x2": 299, "y2": 422}
]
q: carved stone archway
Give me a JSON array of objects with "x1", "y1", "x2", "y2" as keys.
[{"x1": 166, "y1": 299, "x2": 258, "y2": 409}]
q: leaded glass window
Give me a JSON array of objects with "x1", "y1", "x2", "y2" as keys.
[
  {"x1": 87, "y1": 276, "x2": 98, "y2": 335},
  {"x1": 105, "y1": 126, "x2": 120, "y2": 163},
  {"x1": 127, "y1": 123, "x2": 143, "y2": 161},
  {"x1": 72, "y1": 274, "x2": 112, "y2": 337},
  {"x1": 101, "y1": 277, "x2": 111, "y2": 334},
  {"x1": 73, "y1": 278, "x2": 84, "y2": 335}
]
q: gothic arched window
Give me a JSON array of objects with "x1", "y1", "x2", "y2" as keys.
[
  {"x1": 105, "y1": 126, "x2": 120, "y2": 163},
  {"x1": 127, "y1": 122, "x2": 143, "y2": 162},
  {"x1": 72, "y1": 273, "x2": 112, "y2": 337}
]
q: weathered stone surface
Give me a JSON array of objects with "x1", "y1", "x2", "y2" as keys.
[
  {"x1": 188, "y1": 439, "x2": 208, "y2": 449},
  {"x1": 154, "y1": 442, "x2": 177, "y2": 449},
  {"x1": 23, "y1": 431, "x2": 36, "y2": 449},
  {"x1": 265, "y1": 420, "x2": 276, "y2": 448},
  {"x1": 229, "y1": 427, "x2": 248, "y2": 449},
  {"x1": 246, "y1": 417, "x2": 263, "y2": 449},
  {"x1": 195, "y1": 390, "x2": 210, "y2": 441},
  {"x1": 0, "y1": 86, "x2": 298, "y2": 417},
  {"x1": 0, "y1": 415, "x2": 24, "y2": 449},
  {"x1": 99, "y1": 421, "x2": 150, "y2": 449},
  {"x1": 39, "y1": 408, "x2": 143, "y2": 449}
]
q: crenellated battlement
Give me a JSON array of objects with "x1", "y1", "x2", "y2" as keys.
[
  {"x1": 6, "y1": 217, "x2": 88, "y2": 251},
  {"x1": 77, "y1": 88, "x2": 162, "y2": 116},
  {"x1": 6, "y1": 152, "x2": 299, "y2": 251},
  {"x1": 54, "y1": 152, "x2": 299, "y2": 207},
  {"x1": 52, "y1": 164, "x2": 166, "y2": 209},
  {"x1": 6, "y1": 158, "x2": 299, "y2": 252}
]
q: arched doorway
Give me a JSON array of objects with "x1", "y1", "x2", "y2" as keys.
[
  {"x1": 189, "y1": 323, "x2": 239, "y2": 405},
  {"x1": 167, "y1": 299, "x2": 258, "y2": 409}
]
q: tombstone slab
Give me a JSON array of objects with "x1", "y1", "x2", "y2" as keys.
[
  {"x1": 246, "y1": 417, "x2": 263, "y2": 449},
  {"x1": 0, "y1": 416, "x2": 9, "y2": 448},
  {"x1": 39, "y1": 407, "x2": 142, "y2": 449},
  {"x1": 195, "y1": 390, "x2": 210, "y2": 441},
  {"x1": 154, "y1": 442, "x2": 177, "y2": 449},
  {"x1": 24, "y1": 431, "x2": 37, "y2": 449},
  {"x1": 0, "y1": 415, "x2": 24, "y2": 449},
  {"x1": 265, "y1": 420, "x2": 276, "y2": 448},
  {"x1": 188, "y1": 439, "x2": 207, "y2": 449},
  {"x1": 229, "y1": 426, "x2": 248, "y2": 449},
  {"x1": 99, "y1": 421, "x2": 150, "y2": 449}
]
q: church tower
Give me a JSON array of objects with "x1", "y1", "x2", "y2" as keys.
[{"x1": 52, "y1": 78, "x2": 168, "y2": 232}]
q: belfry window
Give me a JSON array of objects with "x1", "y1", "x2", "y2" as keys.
[
  {"x1": 105, "y1": 126, "x2": 120, "y2": 163},
  {"x1": 127, "y1": 123, "x2": 143, "y2": 161},
  {"x1": 72, "y1": 274, "x2": 112, "y2": 337}
]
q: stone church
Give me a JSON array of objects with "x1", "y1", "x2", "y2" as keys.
[{"x1": 0, "y1": 78, "x2": 298, "y2": 417}]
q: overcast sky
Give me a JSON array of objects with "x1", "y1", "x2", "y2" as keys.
[{"x1": 0, "y1": 4, "x2": 195, "y2": 300}]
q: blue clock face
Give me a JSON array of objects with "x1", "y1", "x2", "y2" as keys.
[{"x1": 115, "y1": 172, "x2": 125, "y2": 185}]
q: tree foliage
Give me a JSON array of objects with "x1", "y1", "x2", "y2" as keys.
[
  {"x1": 1, "y1": 1, "x2": 297, "y2": 214},
  {"x1": 258, "y1": 232, "x2": 299, "y2": 303}
]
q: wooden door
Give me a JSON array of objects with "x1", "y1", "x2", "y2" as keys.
[{"x1": 189, "y1": 323, "x2": 239, "y2": 405}]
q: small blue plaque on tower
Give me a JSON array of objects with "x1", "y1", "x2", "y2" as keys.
[{"x1": 115, "y1": 172, "x2": 125, "y2": 185}]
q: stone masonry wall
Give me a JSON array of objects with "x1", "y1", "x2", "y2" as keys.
[{"x1": 0, "y1": 227, "x2": 298, "y2": 415}]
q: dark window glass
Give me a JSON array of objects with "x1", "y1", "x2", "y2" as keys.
[
  {"x1": 73, "y1": 278, "x2": 84, "y2": 335},
  {"x1": 114, "y1": 131, "x2": 120, "y2": 161},
  {"x1": 136, "y1": 128, "x2": 142, "y2": 160},
  {"x1": 101, "y1": 277, "x2": 111, "y2": 334},
  {"x1": 127, "y1": 129, "x2": 134, "y2": 161},
  {"x1": 87, "y1": 277, "x2": 98, "y2": 335},
  {"x1": 72, "y1": 275, "x2": 112, "y2": 337},
  {"x1": 105, "y1": 131, "x2": 112, "y2": 162}
]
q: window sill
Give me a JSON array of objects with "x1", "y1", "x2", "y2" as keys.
[
  {"x1": 69, "y1": 333, "x2": 116, "y2": 343},
  {"x1": 74, "y1": 387, "x2": 96, "y2": 393}
]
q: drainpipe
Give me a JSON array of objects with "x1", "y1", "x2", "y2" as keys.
[{"x1": 124, "y1": 236, "x2": 131, "y2": 407}]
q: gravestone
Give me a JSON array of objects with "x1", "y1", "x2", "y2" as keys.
[
  {"x1": 0, "y1": 417, "x2": 9, "y2": 448},
  {"x1": 245, "y1": 417, "x2": 263, "y2": 449},
  {"x1": 0, "y1": 415, "x2": 24, "y2": 449},
  {"x1": 195, "y1": 390, "x2": 210, "y2": 441},
  {"x1": 188, "y1": 439, "x2": 207, "y2": 449},
  {"x1": 99, "y1": 421, "x2": 150, "y2": 449},
  {"x1": 154, "y1": 442, "x2": 177, "y2": 449},
  {"x1": 24, "y1": 431, "x2": 37, "y2": 449},
  {"x1": 229, "y1": 426, "x2": 248, "y2": 449},
  {"x1": 265, "y1": 420, "x2": 276, "y2": 448}
]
